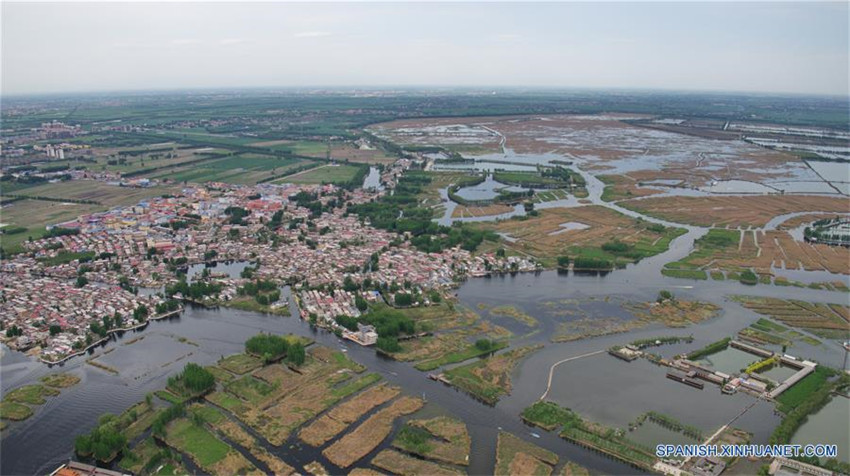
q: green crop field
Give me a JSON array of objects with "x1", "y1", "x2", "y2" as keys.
[
  {"x1": 149, "y1": 155, "x2": 313, "y2": 184},
  {"x1": 276, "y1": 164, "x2": 361, "y2": 185}
]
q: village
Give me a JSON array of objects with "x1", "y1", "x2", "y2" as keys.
[{"x1": 0, "y1": 171, "x2": 538, "y2": 362}]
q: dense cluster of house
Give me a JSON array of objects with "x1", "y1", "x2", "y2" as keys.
[
  {"x1": 1, "y1": 177, "x2": 538, "y2": 359},
  {"x1": 0, "y1": 274, "x2": 167, "y2": 362}
]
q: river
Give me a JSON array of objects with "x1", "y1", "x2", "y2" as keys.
[{"x1": 3, "y1": 154, "x2": 848, "y2": 474}]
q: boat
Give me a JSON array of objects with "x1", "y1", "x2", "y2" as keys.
[{"x1": 530, "y1": 432, "x2": 540, "y2": 439}]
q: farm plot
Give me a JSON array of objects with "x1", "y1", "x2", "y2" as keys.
[
  {"x1": 495, "y1": 432, "x2": 559, "y2": 476},
  {"x1": 732, "y1": 296, "x2": 850, "y2": 340},
  {"x1": 280, "y1": 164, "x2": 362, "y2": 185},
  {"x1": 150, "y1": 154, "x2": 311, "y2": 184},
  {"x1": 451, "y1": 203, "x2": 516, "y2": 218},
  {"x1": 665, "y1": 228, "x2": 850, "y2": 280},
  {"x1": 473, "y1": 206, "x2": 685, "y2": 268},
  {"x1": 206, "y1": 345, "x2": 379, "y2": 446},
  {"x1": 442, "y1": 345, "x2": 542, "y2": 405},
  {"x1": 299, "y1": 384, "x2": 400, "y2": 447},
  {"x1": 188, "y1": 404, "x2": 297, "y2": 475},
  {"x1": 598, "y1": 174, "x2": 665, "y2": 202},
  {"x1": 322, "y1": 395, "x2": 425, "y2": 468},
  {"x1": 1, "y1": 180, "x2": 179, "y2": 251},
  {"x1": 370, "y1": 114, "x2": 807, "y2": 189},
  {"x1": 392, "y1": 416, "x2": 471, "y2": 466},
  {"x1": 371, "y1": 449, "x2": 463, "y2": 476},
  {"x1": 621, "y1": 195, "x2": 850, "y2": 228},
  {"x1": 162, "y1": 418, "x2": 256, "y2": 474}
]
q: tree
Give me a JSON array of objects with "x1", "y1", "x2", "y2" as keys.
[
  {"x1": 75, "y1": 276, "x2": 89, "y2": 288},
  {"x1": 475, "y1": 339, "x2": 494, "y2": 352},
  {"x1": 49, "y1": 325, "x2": 62, "y2": 336},
  {"x1": 394, "y1": 292, "x2": 412, "y2": 307},
  {"x1": 287, "y1": 342, "x2": 306, "y2": 366},
  {"x1": 355, "y1": 295, "x2": 368, "y2": 312}
]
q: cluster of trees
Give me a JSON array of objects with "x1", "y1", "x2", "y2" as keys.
[
  {"x1": 89, "y1": 312, "x2": 125, "y2": 337},
  {"x1": 557, "y1": 256, "x2": 613, "y2": 271},
  {"x1": 599, "y1": 240, "x2": 650, "y2": 261},
  {"x1": 394, "y1": 292, "x2": 413, "y2": 307},
  {"x1": 245, "y1": 333, "x2": 305, "y2": 365},
  {"x1": 238, "y1": 279, "x2": 280, "y2": 305},
  {"x1": 0, "y1": 226, "x2": 27, "y2": 235},
  {"x1": 5, "y1": 194, "x2": 98, "y2": 205},
  {"x1": 267, "y1": 210, "x2": 285, "y2": 230},
  {"x1": 475, "y1": 339, "x2": 497, "y2": 352},
  {"x1": 45, "y1": 227, "x2": 80, "y2": 238},
  {"x1": 165, "y1": 280, "x2": 223, "y2": 300},
  {"x1": 133, "y1": 305, "x2": 149, "y2": 322},
  {"x1": 167, "y1": 362, "x2": 215, "y2": 396},
  {"x1": 792, "y1": 456, "x2": 850, "y2": 476},
  {"x1": 155, "y1": 299, "x2": 180, "y2": 314},
  {"x1": 363, "y1": 307, "x2": 416, "y2": 353},
  {"x1": 541, "y1": 166, "x2": 585, "y2": 184},
  {"x1": 686, "y1": 337, "x2": 730, "y2": 361},
  {"x1": 224, "y1": 206, "x2": 249, "y2": 225},
  {"x1": 238, "y1": 279, "x2": 277, "y2": 296},
  {"x1": 5, "y1": 325, "x2": 23, "y2": 338},
  {"x1": 291, "y1": 191, "x2": 330, "y2": 218},
  {"x1": 770, "y1": 368, "x2": 846, "y2": 446},
  {"x1": 151, "y1": 403, "x2": 186, "y2": 437},
  {"x1": 804, "y1": 217, "x2": 849, "y2": 243},
  {"x1": 74, "y1": 423, "x2": 127, "y2": 462},
  {"x1": 347, "y1": 174, "x2": 494, "y2": 253},
  {"x1": 739, "y1": 269, "x2": 759, "y2": 285}
]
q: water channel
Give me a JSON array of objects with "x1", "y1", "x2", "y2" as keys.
[{"x1": 3, "y1": 153, "x2": 848, "y2": 474}]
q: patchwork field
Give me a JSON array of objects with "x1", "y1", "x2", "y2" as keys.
[
  {"x1": 267, "y1": 141, "x2": 396, "y2": 164},
  {"x1": 598, "y1": 174, "x2": 665, "y2": 202},
  {"x1": 494, "y1": 432, "x2": 559, "y2": 476},
  {"x1": 322, "y1": 395, "x2": 424, "y2": 468},
  {"x1": 549, "y1": 297, "x2": 719, "y2": 342},
  {"x1": 371, "y1": 449, "x2": 463, "y2": 476},
  {"x1": 663, "y1": 228, "x2": 850, "y2": 282},
  {"x1": 732, "y1": 296, "x2": 850, "y2": 340},
  {"x1": 205, "y1": 345, "x2": 379, "y2": 446},
  {"x1": 621, "y1": 195, "x2": 850, "y2": 228},
  {"x1": 442, "y1": 345, "x2": 542, "y2": 405},
  {"x1": 1, "y1": 181, "x2": 179, "y2": 250},
  {"x1": 299, "y1": 383, "x2": 400, "y2": 447},
  {"x1": 473, "y1": 205, "x2": 685, "y2": 268},
  {"x1": 275, "y1": 164, "x2": 362, "y2": 185},
  {"x1": 149, "y1": 154, "x2": 313, "y2": 184},
  {"x1": 451, "y1": 203, "x2": 515, "y2": 218},
  {"x1": 392, "y1": 416, "x2": 471, "y2": 466},
  {"x1": 371, "y1": 114, "x2": 811, "y2": 189}
]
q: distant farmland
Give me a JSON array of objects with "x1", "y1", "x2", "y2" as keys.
[{"x1": 149, "y1": 154, "x2": 315, "y2": 185}]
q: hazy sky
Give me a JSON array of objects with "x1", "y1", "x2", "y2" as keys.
[{"x1": 2, "y1": 2, "x2": 848, "y2": 96}]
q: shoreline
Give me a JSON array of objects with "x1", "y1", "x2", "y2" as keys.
[{"x1": 37, "y1": 308, "x2": 183, "y2": 366}]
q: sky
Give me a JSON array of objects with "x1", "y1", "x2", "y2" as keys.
[{"x1": 2, "y1": 2, "x2": 848, "y2": 96}]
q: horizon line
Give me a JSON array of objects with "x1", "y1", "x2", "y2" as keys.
[{"x1": 3, "y1": 84, "x2": 849, "y2": 101}]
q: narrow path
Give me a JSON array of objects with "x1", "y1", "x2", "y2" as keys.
[
  {"x1": 681, "y1": 399, "x2": 761, "y2": 465},
  {"x1": 284, "y1": 164, "x2": 328, "y2": 179},
  {"x1": 539, "y1": 349, "x2": 605, "y2": 401}
]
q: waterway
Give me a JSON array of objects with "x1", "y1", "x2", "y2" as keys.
[
  {"x1": 4, "y1": 263, "x2": 849, "y2": 475},
  {"x1": 791, "y1": 395, "x2": 850, "y2": 463},
  {"x1": 362, "y1": 166, "x2": 384, "y2": 191},
  {"x1": 4, "y1": 153, "x2": 849, "y2": 474}
]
